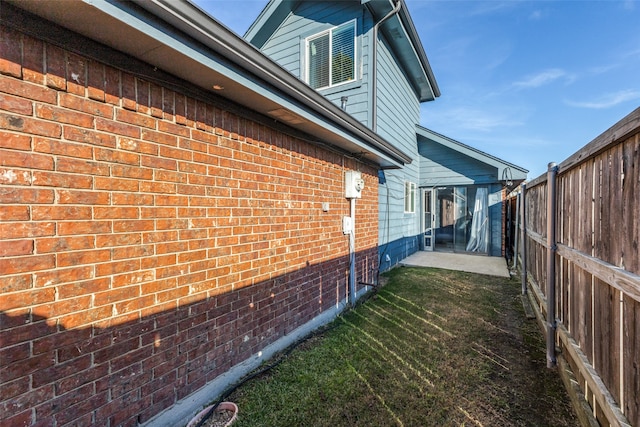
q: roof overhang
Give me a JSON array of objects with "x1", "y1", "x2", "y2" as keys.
[
  {"x1": 416, "y1": 125, "x2": 528, "y2": 186},
  {"x1": 363, "y1": 0, "x2": 440, "y2": 102},
  {"x1": 4, "y1": 0, "x2": 412, "y2": 169}
]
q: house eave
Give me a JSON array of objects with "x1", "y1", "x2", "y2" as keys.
[{"x1": 4, "y1": 0, "x2": 412, "y2": 169}]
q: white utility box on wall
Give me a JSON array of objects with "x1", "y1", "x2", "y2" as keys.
[{"x1": 344, "y1": 170, "x2": 364, "y2": 199}]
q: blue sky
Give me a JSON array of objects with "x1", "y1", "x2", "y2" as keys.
[{"x1": 195, "y1": 0, "x2": 640, "y2": 179}]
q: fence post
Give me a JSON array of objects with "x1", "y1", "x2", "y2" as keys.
[
  {"x1": 520, "y1": 182, "x2": 527, "y2": 295},
  {"x1": 546, "y1": 162, "x2": 558, "y2": 368}
]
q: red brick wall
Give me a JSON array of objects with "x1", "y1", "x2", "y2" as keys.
[{"x1": 0, "y1": 22, "x2": 379, "y2": 426}]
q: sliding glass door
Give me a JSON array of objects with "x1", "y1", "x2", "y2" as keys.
[{"x1": 426, "y1": 185, "x2": 488, "y2": 254}]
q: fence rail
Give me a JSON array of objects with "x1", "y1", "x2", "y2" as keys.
[{"x1": 512, "y1": 107, "x2": 639, "y2": 427}]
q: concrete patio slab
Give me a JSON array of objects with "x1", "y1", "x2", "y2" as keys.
[{"x1": 400, "y1": 251, "x2": 511, "y2": 278}]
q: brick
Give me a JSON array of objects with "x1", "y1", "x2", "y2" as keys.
[
  {"x1": 58, "y1": 306, "x2": 112, "y2": 329},
  {"x1": 111, "y1": 164, "x2": 153, "y2": 180},
  {"x1": 94, "y1": 176, "x2": 139, "y2": 192},
  {"x1": 0, "y1": 168, "x2": 31, "y2": 186},
  {"x1": 162, "y1": 89, "x2": 174, "y2": 119},
  {"x1": 95, "y1": 117, "x2": 140, "y2": 138},
  {"x1": 112, "y1": 270, "x2": 154, "y2": 288},
  {"x1": 0, "y1": 148, "x2": 53, "y2": 170},
  {"x1": 32, "y1": 171, "x2": 93, "y2": 189},
  {"x1": 58, "y1": 220, "x2": 111, "y2": 235},
  {"x1": 0, "y1": 113, "x2": 61, "y2": 138},
  {"x1": 121, "y1": 72, "x2": 136, "y2": 110},
  {"x1": 156, "y1": 241, "x2": 188, "y2": 255},
  {"x1": 57, "y1": 157, "x2": 110, "y2": 176},
  {"x1": 23, "y1": 34, "x2": 45, "y2": 84},
  {"x1": 0, "y1": 26, "x2": 22, "y2": 78},
  {"x1": 154, "y1": 170, "x2": 187, "y2": 184},
  {"x1": 112, "y1": 244, "x2": 153, "y2": 260},
  {"x1": 87, "y1": 60, "x2": 105, "y2": 101},
  {"x1": 35, "y1": 236, "x2": 94, "y2": 254},
  {"x1": 160, "y1": 145, "x2": 192, "y2": 161},
  {"x1": 57, "y1": 249, "x2": 110, "y2": 267},
  {"x1": 150, "y1": 83, "x2": 163, "y2": 118},
  {"x1": 141, "y1": 154, "x2": 177, "y2": 171},
  {"x1": 0, "y1": 131, "x2": 31, "y2": 150},
  {"x1": 116, "y1": 108, "x2": 156, "y2": 129},
  {"x1": 0, "y1": 92, "x2": 33, "y2": 115},
  {"x1": 65, "y1": 53, "x2": 86, "y2": 95},
  {"x1": 185, "y1": 97, "x2": 196, "y2": 125},
  {"x1": 0, "y1": 239, "x2": 33, "y2": 257},
  {"x1": 59, "y1": 92, "x2": 113, "y2": 118},
  {"x1": 33, "y1": 266, "x2": 94, "y2": 287},
  {"x1": 0, "y1": 286, "x2": 55, "y2": 310},
  {"x1": 32, "y1": 295, "x2": 92, "y2": 322},
  {"x1": 94, "y1": 206, "x2": 138, "y2": 220},
  {"x1": 56, "y1": 277, "x2": 110, "y2": 299},
  {"x1": 141, "y1": 254, "x2": 176, "y2": 270},
  {"x1": 139, "y1": 181, "x2": 177, "y2": 194},
  {"x1": 52, "y1": 392, "x2": 108, "y2": 426},
  {"x1": 31, "y1": 205, "x2": 92, "y2": 221},
  {"x1": 96, "y1": 233, "x2": 142, "y2": 248},
  {"x1": 35, "y1": 104, "x2": 94, "y2": 128},
  {"x1": 0, "y1": 222, "x2": 54, "y2": 238},
  {"x1": 93, "y1": 285, "x2": 140, "y2": 306},
  {"x1": 63, "y1": 128, "x2": 113, "y2": 151},
  {"x1": 141, "y1": 207, "x2": 176, "y2": 219},
  {"x1": 0, "y1": 274, "x2": 32, "y2": 293},
  {"x1": 94, "y1": 147, "x2": 140, "y2": 166},
  {"x1": 0, "y1": 75, "x2": 57, "y2": 104},
  {"x1": 104, "y1": 66, "x2": 120, "y2": 105},
  {"x1": 111, "y1": 192, "x2": 153, "y2": 205},
  {"x1": 33, "y1": 137, "x2": 92, "y2": 159},
  {"x1": 0, "y1": 377, "x2": 29, "y2": 401},
  {"x1": 45, "y1": 44, "x2": 66, "y2": 90},
  {"x1": 142, "y1": 128, "x2": 180, "y2": 145},
  {"x1": 57, "y1": 189, "x2": 110, "y2": 205},
  {"x1": 175, "y1": 93, "x2": 186, "y2": 124},
  {"x1": 113, "y1": 220, "x2": 155, "y2": 233},
  {"x1": 142, "y1": 230, "x2": 177, "y2": 244},
  {"x1": 116, "y1": 136, "x2": 158, "y2": 155},
  {"x1": 178, "y1": 161, "x2": 206, "y2": 175},
  {"x1": 137, "y1": 78, "x2": 150, "y2": 115}
]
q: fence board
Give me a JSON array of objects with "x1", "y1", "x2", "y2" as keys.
[
  {"x1": 622, "y1": 295, "x2": 639, "y2": 426},
  {"x1": 593, "y1": 280, "x2": 620, "y2": 403},
  {"x1": 513, "y1": 108, "x2": 639, "y2": 427},
  {"x1": 622, "y1": 136, "x2": 639, "y2": 274}
]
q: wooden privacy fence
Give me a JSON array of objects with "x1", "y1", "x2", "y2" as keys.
[{"x1": 513, "y1": 107, "x2": 639, "y2": 427}]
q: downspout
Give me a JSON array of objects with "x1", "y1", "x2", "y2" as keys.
[
  {"x1": 349, "y1": 197, "x2": 356, "y2": 307},
  {"x1": 371, "y1": 0, "x2": 402, "y2": 132}
]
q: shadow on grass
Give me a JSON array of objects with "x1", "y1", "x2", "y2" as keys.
[{"x1": 223, "y1": 267, "x2": 579, "y2": 427}]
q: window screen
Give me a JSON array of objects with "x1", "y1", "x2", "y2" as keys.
[{"x1": 307, "y1": 21, "x2": 355, "y2": 89}]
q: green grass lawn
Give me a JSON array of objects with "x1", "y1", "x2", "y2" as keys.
[{"x1": 221, "y1": 267, "x2": 579, "y2": 426}]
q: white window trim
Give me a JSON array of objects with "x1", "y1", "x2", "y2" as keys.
[
  {"x1": 304, "y1": 19, "x2": 357, "y2": 90},
  {"x1": 404, "y1": 181, "x2": 416, "y2": 214}
]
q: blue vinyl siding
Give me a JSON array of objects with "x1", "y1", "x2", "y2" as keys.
[
  {"x1": 375, "y1": 34, "x2": 421, "y2": 250},
  {"x1": 418, "y1": 141, "x2": 498, "y2": 186}
]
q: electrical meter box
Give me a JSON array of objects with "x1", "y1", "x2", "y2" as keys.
[{"x1": 344, "y1": 170, "x2": 364, "y2": 198}]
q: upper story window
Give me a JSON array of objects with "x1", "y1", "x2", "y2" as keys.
[{"x1": 306, "y1": 20, "x2": 356, "y2": 90}]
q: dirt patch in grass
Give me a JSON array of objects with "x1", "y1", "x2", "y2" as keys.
[{"x1": 225, "y1": 267, "x2": 579, "y2": 426}]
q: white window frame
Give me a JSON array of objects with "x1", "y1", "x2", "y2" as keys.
[
  {"x1": 404, "y1": 181, "x2": 416, "y2": 214},
  {"x1": 305, "y1": 20, "x2": 357, "y2": 90}
]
